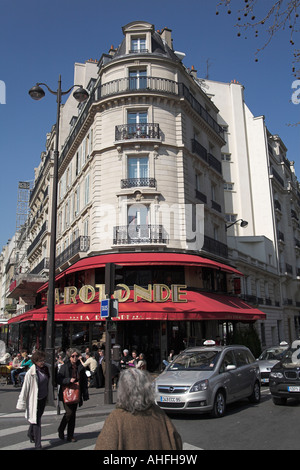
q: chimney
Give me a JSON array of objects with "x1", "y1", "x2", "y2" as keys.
[
  {"x1": 190, "y1": 65, "x2": 197, "y2": 78},
  {"x1": 160, "y1": 27, "x2": 172, "y2": 49},
  {"x1": 108, "y1": 45, "x2": 117, "y2": 57}
]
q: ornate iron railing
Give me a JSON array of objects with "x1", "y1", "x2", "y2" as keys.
[
  {"x1": 115, "y1": 123, "x2": 160, "y2": 141},
  {"x1": 113, "y1": 225, "x2": 168, "y2": 245},
  {"x1": 121, "y1": 178, "x2": 156, "y2": 189},
  {"x1": 56, "y1": 236, "x2": 90, "y2": 268}
]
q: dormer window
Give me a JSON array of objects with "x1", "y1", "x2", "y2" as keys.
[
  {"x1": 130, "y1": 36, "x2": 147, "y2": 53},
  {"x1": 122, "y1": 21, "x2": 154, "y2": 55}
]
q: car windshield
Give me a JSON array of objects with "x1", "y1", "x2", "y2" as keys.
[
  {"x1": 259, "y1": 347, "x2": 287, "y2": 361},
  {"x1": 280, "y1": 347, "x2": 300, "y2": 368},
  {"x1": 168, "y1": 350, "x2": 220, "y2": 371}
]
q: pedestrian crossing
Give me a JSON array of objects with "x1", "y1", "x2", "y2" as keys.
[
  {"x1": 0, "y1": 420, "x2": 105, "y2": 450},
  {"x1": 0, "y1": 418, "x2": 202, "y2": 450}
]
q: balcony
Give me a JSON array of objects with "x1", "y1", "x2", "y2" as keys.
[
  {"x1": 202, "y1": 235, "x2": 228, "y2": 258},
  {"x1": 27, "y1": 221, "x2": 48, "y2": 256},
  {"x1": 113, "y1": 225, "x2": 168, "y2": 245},
  {"x1": 30, "y1": 257, "x2": 49, "y2": 275},
  {"x1": 115, "y1": 123, "x2": 160, "y2": 141},
  {"x1": 121, "y1": 177, "x2": 156, "y2": 189},
  {"x1": 191, "y1": 139, "x2": 222, "y2": 175},
  {"x1": 99, "y1": 76, "x2": 179, "y2": 98},
  {"x1": 56, "y1": 236, "x2": 90, "y2": 269}
]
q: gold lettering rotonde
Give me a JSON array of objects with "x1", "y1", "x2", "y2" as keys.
[{"x1": 58, "y1": 284, "x2": 187, "y2": 305}]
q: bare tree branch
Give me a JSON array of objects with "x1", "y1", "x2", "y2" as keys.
[{"x1": 216, "y1": 0, "x2": 300, "y2": 77}]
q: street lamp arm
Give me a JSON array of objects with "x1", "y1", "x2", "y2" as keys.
[
  {"x1": 36, "y1": 82, "x2": 86, "y2": 96},
  {"x1": 35, "y1": 82, "x2": 58, "y2": 96},
  {"x1": 225, "y1": 219, "x2": 248, "y2": 231}
]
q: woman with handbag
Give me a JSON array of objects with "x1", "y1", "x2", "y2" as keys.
[
  {"x1": 57, "y1": 348, "x2": 89, "y2": 442},
  {"x1": 16, "y1": 350, "x2": 54, "y2": 449}
]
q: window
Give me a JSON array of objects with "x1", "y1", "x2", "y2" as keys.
[
  {"x1": 127, "y1": 111, "x2": 148, "y2": 138},
  {"x1": 131, "y1": 37, "x2": 146, "y2": 53},
  {"x1": 76, "y1": 148, "x2": 81, "y2": 176},
  {"x1": 221, "y1": 153, "x2": 231, "y2": 161},
  {"x1": 65, "y1": 199, "x2": 70, "y2": 228},
  {"x1": 128, "y1": 156, "x2": 149, "y2": 179},
  {"x1": 74, "y1": 186, "x2": 80, "y2": 217},
  {"x1": 235, "y1": 350, "x2": 249, "y2": 367},
  {"x1": 195, "y1": 172, "x2": 202, "y2": 191},
  {"x1": 84, "y1": 174, "x2": 90, "y2": 206},
  {"x1": 220, "y1": 351, "x2": 236, "y2": 373},
  {"x1": 83, "y1": 218, "x2": 89, "y2": 237},
  {"x1": 129, "y1": 69, "x2": 147, "y2": 90},
  {"x1": 225, "y1": 214, "x2": 237, "y2": 224},
  {"x1": 127, "y1": 204, "x2": 150, "y2": 240}
]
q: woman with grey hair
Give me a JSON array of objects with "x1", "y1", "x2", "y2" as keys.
[{"x1": 94, "y1": 368, "x2": 182, "y2": 450}]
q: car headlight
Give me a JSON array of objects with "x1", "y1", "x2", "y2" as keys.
[
  {"x1": 190, "y1": 379, "x2": 209, "y2": 393},
  {"x1": 269, "y1": 371, "x2": 283, "y2": 379}
]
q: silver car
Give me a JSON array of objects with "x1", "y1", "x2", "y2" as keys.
[
  {"x1": 256, "y1": 343, "x2": 289, "y2": 384},
  {"x1": 154, "y1": 344, "x2": 261, "y2": 417}
]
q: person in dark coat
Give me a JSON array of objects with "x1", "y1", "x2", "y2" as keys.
[{"x1": 57, "y1": 348, "x2": 89, "y2": 442}]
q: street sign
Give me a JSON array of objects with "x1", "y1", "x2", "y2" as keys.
[
  {"x1": 101, "y1": 299, "x2": 119, "y2": 318},
  {"x1": 101, "y1": 299, "x2": 110, "y2": 318}
]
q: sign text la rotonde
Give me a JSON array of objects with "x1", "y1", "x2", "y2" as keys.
[{"x1": 50, "y1": 283, "x2": 188, "y2": 305}]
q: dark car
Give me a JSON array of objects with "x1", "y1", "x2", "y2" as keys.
[{"x1": 269, "y1": 340, "x2": 300, "y2": 405}]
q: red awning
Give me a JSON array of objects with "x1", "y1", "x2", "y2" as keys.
[
  {"x1": 9, "y1": 291, "x2": 265, "y2": 323},
  {"x1": 37, "y1": 252, "x2": 242, "y2": 293}
]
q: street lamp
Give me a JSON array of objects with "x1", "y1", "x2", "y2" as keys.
[
  {"x1": 225, "y1": 219, "x2": 248, "y2": 231},
  {"x1": 29, "y1": 75, "x2": 89, "y2": 380}
]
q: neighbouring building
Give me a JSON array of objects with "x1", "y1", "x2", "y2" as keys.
[{"x1": 204, "y1": 78, "x2": 300, "y2": 346}]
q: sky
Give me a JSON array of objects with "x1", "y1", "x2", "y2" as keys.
[{"x1": 0, "y1": 0, "x2": 299, "y2": 249}]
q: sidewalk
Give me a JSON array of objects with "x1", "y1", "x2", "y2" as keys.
[{"x1": 0, "y1": 384, "x2": 116, "y2": 418}]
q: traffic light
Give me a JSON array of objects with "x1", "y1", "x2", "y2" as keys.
[{"x1": 105, "y1": 262, "x2": 123, "y2": 296}]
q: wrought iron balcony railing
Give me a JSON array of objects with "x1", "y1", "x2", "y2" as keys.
[
  {"x1": 55, "y1": 236, "x2": 90, "y2": 268},
  {"x1": 27, "y1": 221, "x2": 48, "y2": 256},
  {"x1": 30, "y1": 257, "x2": 50, "y2": 275},
  {"x1": 202, "y1": 235, "x2": 228, "y2": 258},
  {"x1": 113, "y1": 225, "x2": 168, "y2": 245},
  {"x1": 121, "y1": 177, "x2": 156, "y2": 189},
  {"x1": 115, "y1": 123, "x2": 160, "y2": 141}
]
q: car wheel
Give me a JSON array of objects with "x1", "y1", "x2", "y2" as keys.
[
  {"x1": 211, "y1": 390, "x2": 226, "y2": 418},
  {"x1": 248, "y1": 381, "x2": 261, "y2": 403},
  {"x1": 272, "y1": 396, "x2": 287, "y2": 406}
]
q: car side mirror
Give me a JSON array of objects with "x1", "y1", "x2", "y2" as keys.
[{"x1": 226, "y1": 364, "x2": 237, "y2": 371}]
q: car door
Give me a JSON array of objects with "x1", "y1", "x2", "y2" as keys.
[
  {"x1": 233, "y1": 349, "x2": 253, "y2": 398},
  {"x1": 218, "y1": 350, "x2": 240, "y2": 402}
]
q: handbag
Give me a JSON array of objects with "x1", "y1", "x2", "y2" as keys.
[{"x1": 63, "y1": 382, "x2": 80, "y2": 404}]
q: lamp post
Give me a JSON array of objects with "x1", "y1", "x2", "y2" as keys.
[
  {"x1": 225, "y1": 219, "x2": 248, "y2": 231},
  {"x1": 29, "y1": 76, "x2": 89, "y2": 380}
]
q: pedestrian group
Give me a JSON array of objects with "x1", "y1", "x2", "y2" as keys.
[{"x1": 10, "y1": 345, "x2": 182, "y2": 450}]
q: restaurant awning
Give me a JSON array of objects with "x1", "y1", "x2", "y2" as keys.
[
  {"x1": 37, "y1": 252, "x2": 243, "y2": 293},
  {"x1": 9, "y1": 291, "x2": 265, "y2": 324}
]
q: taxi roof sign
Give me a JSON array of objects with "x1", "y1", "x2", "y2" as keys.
[{"x1": 203, "y1": 340, "x2": 216, "y2": 346}]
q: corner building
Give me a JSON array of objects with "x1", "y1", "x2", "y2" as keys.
[{"x1": 8, "y1": 22, "x2": 265, "y2": 369}]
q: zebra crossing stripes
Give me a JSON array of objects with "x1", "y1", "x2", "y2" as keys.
[
  {"x1": 0, "y1": 421, "x2": 104, "y2": 450},
  {"x1": 0, "y1": 421, "x2": 202, "y2": 450}
]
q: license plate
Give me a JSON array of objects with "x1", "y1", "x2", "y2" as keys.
[
  {"x1": 288, "y1": 386, "x2": 300, "y2": 392},
  {"x1": 160, "y1": 396, "x2": 180, "y2": 403},
  {"x1": 262, "y1": 378, "x2": 269, "y2": 383}
]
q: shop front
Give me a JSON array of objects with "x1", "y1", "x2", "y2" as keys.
[{"x1": 7, "y1": 252, "x2": 266, "y2": 370}]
